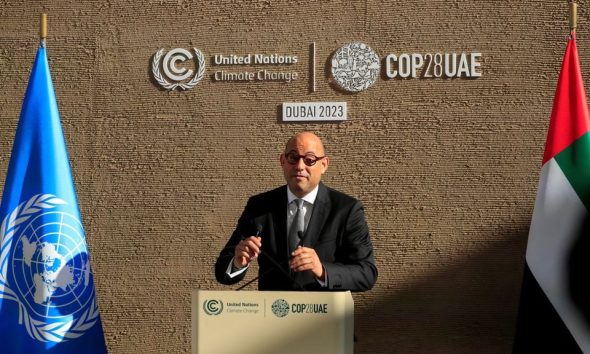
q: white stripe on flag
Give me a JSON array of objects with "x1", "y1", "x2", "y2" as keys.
[{"x1": 527, "y1": 158, "x2": 590, "y2": 352}]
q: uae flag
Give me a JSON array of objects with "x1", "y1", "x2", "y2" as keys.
[{"x1": 513, "y1": 33, "x2": 590, "y2": 353}]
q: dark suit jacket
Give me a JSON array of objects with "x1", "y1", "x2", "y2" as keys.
[{"x1": 215, "y1": 183, "x2": 377, "y2": 291}]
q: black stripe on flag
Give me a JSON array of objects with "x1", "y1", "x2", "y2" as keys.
[{"x1": 512, "y1": 264, "x2": 582, "y2": 353}]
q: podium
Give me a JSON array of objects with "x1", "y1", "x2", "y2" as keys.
[{"x1": 192, "y1": 290, "x2": 354, "y2": 354}]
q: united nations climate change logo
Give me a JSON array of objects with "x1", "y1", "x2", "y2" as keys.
[
  {"x1": 203, "y1": 299, "x2": 223, "y2": 315},
  {"x1": 331, "y1": 42, "x2": 380, "y2": 93},
  {"x1": 0, "y1": 194, "x2": 99, "y2": 342},
  {"x1": 152, "y1": 48, "x2": 205, "y2": 91},
  {"x1": 271, "y1": 299, "x2": 289, "y2": 318}
]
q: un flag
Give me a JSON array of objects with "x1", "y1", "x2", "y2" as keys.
[{"x1": 0, "y1": 45, "x2": 108, "y2": 353}]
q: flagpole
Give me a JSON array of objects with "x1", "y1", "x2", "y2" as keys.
[
  {"x1": 570, "y1": 1, "x2": 577, "y2": 33},
  {"x1": 40, "y1": 13, "x2": 47, "y2": 47}
]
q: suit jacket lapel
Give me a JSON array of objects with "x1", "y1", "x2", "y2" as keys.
[
  {"x1": 304, "y1": 183, "x2": 330, "y2": 248},
  {"x1": 271, "y1": 186, "x2": 289, "y2": 260}
]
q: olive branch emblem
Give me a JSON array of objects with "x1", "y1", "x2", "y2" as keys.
[
  {"x1": 0, "y1": 194, "x2": 100, "y2": 342},
  {"x1": 152, "y1": 48, "x2": 205, "y2": 90}
]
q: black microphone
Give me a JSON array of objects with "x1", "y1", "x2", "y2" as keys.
[
  {"x1": 255, "y1": 223, "x2": 263, "y2": 237},
  {"x1": 236, "y1": 223, "x2": 305, "y2": 291}
]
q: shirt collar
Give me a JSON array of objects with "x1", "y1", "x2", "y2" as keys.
[{"x1": 287, "y1": 184, "x2": 319, "y2": 205}]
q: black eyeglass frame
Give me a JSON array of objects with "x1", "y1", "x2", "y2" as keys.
[{"x1": 283, "y1": 152, "x2": 326, "y2": 167}]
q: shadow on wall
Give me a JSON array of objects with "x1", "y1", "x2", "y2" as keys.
[{"x1": 353, "y1": 223, "x2": 529, "y2": 354}]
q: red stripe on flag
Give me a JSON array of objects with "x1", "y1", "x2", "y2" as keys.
[{"x1": 543, "y1": 33, "x2": 590, "y2": 164}]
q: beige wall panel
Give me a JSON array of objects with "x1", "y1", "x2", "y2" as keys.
[{"x1": 1, "y1": 1, "x2": 589, "y2": 353}]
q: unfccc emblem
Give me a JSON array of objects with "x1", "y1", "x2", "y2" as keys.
[
  {"x1": 203, "y1": 299, "x2": 223, "y2": 315},
  {"x1": 152, "y1": 48, "x2": 205, "y2": 90}
]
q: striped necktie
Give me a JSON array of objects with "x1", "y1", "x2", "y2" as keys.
[{"x1": 289, "y1": 199, "x2": 304, "y2": 252}]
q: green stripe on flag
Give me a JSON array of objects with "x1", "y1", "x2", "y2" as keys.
[{"x1": 555, "y1": 131, "x2": 590, "y2": 210}]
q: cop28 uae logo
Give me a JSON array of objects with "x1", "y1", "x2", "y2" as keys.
[
  {"x1": 152, "y1": 48, "x2": 205, "y2": 91},
  {"x1": 271, "y1": 299, "x2": 289, "y2": 318},
  {"x1": 331, "y1": 42, "x2": 380, "y2": 93},
  {"x1": 0, "y1": 194, "x2": 100, "y2": 342}
]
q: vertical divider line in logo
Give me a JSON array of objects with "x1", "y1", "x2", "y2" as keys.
[{"x1": 310, "y1": 42, "x2": 316, "y2": 93}]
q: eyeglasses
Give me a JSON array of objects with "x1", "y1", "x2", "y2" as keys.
[{"x1": 284, "y1": 152, "x2": 326, "y2": 166}]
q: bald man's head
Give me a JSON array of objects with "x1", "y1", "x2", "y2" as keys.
[{"x1": 280, "y1": 132, "x2": 329, "y2": 198}]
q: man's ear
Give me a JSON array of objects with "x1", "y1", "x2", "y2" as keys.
[{"x1": 320, "y1": 157, "x2": 329, "y2": 174}]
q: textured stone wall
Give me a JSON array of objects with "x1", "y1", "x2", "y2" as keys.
[{"x1": 1, "y1": 1, "x2": 588, "y2": 353}]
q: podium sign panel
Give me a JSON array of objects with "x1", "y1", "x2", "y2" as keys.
[{"x1": 192, "y1": 290, "x2": 354, "y2": 354}]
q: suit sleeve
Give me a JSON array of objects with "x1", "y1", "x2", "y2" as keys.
[
  {"x1": 214, "y1": 198, "x2": 256, "y2": 285},
  {"x1": 322, "y1": 201, "x2": 378, "y2": 291}
]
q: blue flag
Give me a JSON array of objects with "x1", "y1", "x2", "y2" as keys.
[{"x1": 0, "y1": 45, "x2": 108, "y2": 353}]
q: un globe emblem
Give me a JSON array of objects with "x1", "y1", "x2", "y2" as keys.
[
  {"x1": 0, "y1": 194, "x2": 100, "y2": 342},
  {"x1": 11, "y1": 211, "x2": 94, "y2": 319}
]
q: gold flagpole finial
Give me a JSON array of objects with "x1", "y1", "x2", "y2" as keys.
[
  {"x1": 40, "y1": 13, "x2": 47, "y2": 43},
  {"x1": 570, "y1": 1, "x2": 578, "y2": 33}
]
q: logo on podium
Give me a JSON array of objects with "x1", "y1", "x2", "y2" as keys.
[
  {"x1": 203, "y1": 299, "x2": 223, "y2": 315},
  {"x1": 271, "y1": 299, "x2": 289, "y2": 318}
]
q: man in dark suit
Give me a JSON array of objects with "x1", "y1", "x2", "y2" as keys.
[{"x1": 215, "y1": 132, "x2": 377, "y2": 291}]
